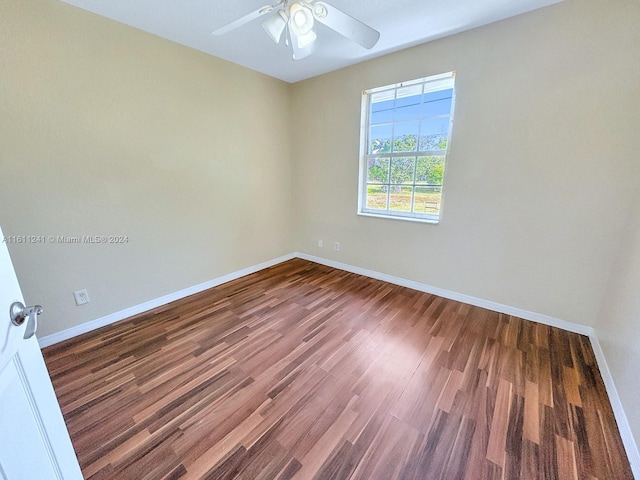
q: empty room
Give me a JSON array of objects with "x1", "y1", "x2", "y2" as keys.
[{"x1": 1, "y1": 0, "x2": 639, "y2": 478}]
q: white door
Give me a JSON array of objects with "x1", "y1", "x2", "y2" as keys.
[{"x1": 0, "y1": 227, "x2": 83, "y2": 480}]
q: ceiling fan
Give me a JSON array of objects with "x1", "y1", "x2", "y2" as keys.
[{"x1": 212, "y1": 0, "x2": 380, "y2": 60}]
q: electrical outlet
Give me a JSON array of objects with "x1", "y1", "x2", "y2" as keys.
[
  {"x1": 318, "y1": 239, "x2": 323, "y2": 247},
  {"x1": 74, "y1": 289, "x2": 90, "y2": 306},
  {"x1": 334, "y1": 242, "x2": 340, "y2": 251}
]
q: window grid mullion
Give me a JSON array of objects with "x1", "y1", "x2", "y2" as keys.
[
  {"x1": 386, "y1": 87, "x2": 400, "y2": 211},
  {"x1": 409, "y1": 82, "x2": 426, "y2": 213},
  {"x1": 367, "y1": 151, "x2": 446, "y2": 159},
  {"x1": 384, "y1": 156, "x2": 390, "y2": 211}
]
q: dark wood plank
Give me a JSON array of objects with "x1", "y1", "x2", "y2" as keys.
[{"x1": 42, "y1": 258, "x2": 634, "y2": 479}]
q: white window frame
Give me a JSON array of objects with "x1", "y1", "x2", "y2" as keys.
[{"x1": 358, "y1": 72, "x2": 456, "y2": 224}]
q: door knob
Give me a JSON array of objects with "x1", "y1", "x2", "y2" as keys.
[{"x1": 10, "y1": 302, "x2": 43, "y2": 339}]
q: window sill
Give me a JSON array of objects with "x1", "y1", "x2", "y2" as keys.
[{"x1": 357, "y1": 211, "x2": 440, "y2": 225}]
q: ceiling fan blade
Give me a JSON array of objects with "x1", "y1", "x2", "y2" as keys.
[
  {"x1": 312, "y1": 1, "x2": 380, "y2": 49},
  {"x1": 212, "y1": 3, "x2": 279, "y2": 36}
]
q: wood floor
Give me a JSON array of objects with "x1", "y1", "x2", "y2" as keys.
[{"x1": 42, "y1": 259, "x2": 633, "y2": 479}]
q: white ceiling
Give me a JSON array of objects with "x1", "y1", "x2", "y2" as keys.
[{"x1": 60, "y1": 0, "x2": 562, "y2": 83}]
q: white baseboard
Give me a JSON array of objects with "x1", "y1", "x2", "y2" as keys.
[
  {"x1": 37, "y1": 253, "x2": 296, "y2": 349},
  {"x1": 37, "y1": 251, "x2": 639, "y2": 478},
  {"x1": 589, "y1": 334, "x2": 640, "y2": 479},
  {"x1": 295, "y1": 252, "x2": 594, "y2": 336},
  {"x1": 39, "y1": 251, "x2": 591, "y2": 347}
]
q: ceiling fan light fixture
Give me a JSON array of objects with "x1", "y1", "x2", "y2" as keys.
[
  {"x1": 294, "y1": 28, "x2": 317, "y2": 49},
  {"x1": 262, "y1": 12, "x2": 287, "y2": 43},
  {"x1": 287, "y1": 2, "x2": 316, "y2": 52},
  {"x1": 213, "y1": 0, "x2": 381, "y2": 60},
  {"x1": 312, "y1": 3, "x2": 327, "y2": 19},
  {"x1": 289, "y1": 2, "x2": 314, "y2": 37}
]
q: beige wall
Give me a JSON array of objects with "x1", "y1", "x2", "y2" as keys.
[
  {"x1": 0, "y1": 0, "x2": 293, "y2": 336},
  {"x1": 291, "y1": 0, "x2": 640, "y2": 328},
  {"x1": 596, "y1": 189, "x2": 640, "y2": 446}
]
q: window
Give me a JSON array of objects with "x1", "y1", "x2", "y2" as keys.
[{"x1": 358, "y1": 72, "x2": 456, "y2": 223}]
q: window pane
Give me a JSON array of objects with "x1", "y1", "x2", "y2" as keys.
[
  {"x1": 393, "y1": 121, "x2": 419, "y2": 152},
  {"x1": 370, "y1": 91, "x2": 395, "y2": 125},
  {"x1": 366, "y1": 184, "x2": 388, "y2": 210},
  {"x1": 390, "y1": 157, "x2": 415, "y2": 184},
  {"x1": 394, "y1": 84, "x2": 423, "y2": 121},
  {"x1": 367, "y1": 157, "x2": 390, "y2": 184},
  {"x1": 413, "y1": 186, "x2": 442, "y2": 214},
  {"x1": 369, "y1": 124, "x2": 392, "y2": 154},
  {"x1": 370, "y1": 104, "x2": 394, "y2": 125},
  {"x1": 397, "y1": 84, "x2": 423, "y2": 99},
  {"x1": 371, "y1": 90, "x2": 395, "y2": 103},
  {"x1": 423, "y1": 89, "x2": 453, "y2": 117},
  {"x1": 419, "y1": 117, "x2": 450, "y2": 151},
  {"x1": 389, "y1": 186, "x2": 413, "y2": 212},
  {"x1": 371, "y1": 110, "x2": 394, "y2": 125},
  {"x1": 423, "y1": 88, "x2": 453, "y2": 103},
  {"x1": 416, "y1": 156, "x2": 445, "y2": 185}
]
